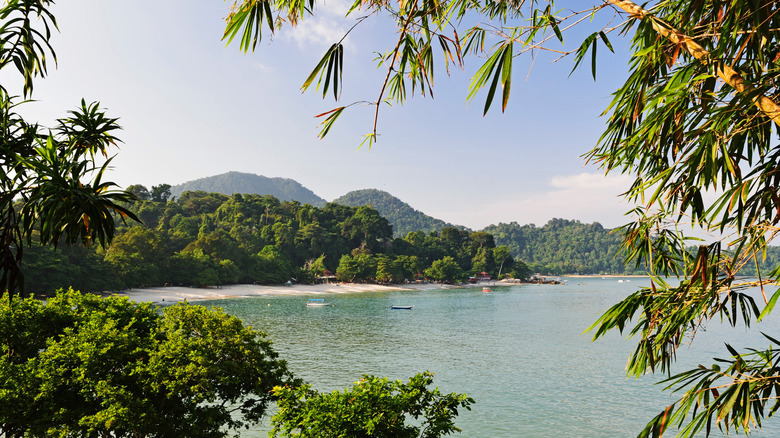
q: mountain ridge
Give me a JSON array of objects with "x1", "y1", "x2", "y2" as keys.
[
  {"x1": 169, "y1": 172, "x2": 463, "y2": 237},
  {"x1": 169, "y1": 171, "x2": 327, "y2": 207}
]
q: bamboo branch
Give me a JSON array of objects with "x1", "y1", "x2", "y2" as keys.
[{"x1": 605, "y1": 0, "x2": 780, "y2": 126}]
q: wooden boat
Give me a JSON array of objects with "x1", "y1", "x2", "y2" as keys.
[
  {"x1": 389, "y1": 305, "x2": 413, "y2": 310},
  {"x1": 306, "y1": 298, "x2": 332, "y2": 307}
]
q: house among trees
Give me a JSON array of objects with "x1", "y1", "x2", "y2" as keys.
[
  {"x1": 476, "y1": 272, "x2": 492, "y2": 281},
  {"x1": 316, "y1": 269, "x2": 337, "y2": 284}
]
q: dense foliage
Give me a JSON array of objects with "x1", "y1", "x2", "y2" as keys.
[
  {"x1": 484, "y1": 219, "x2": 634, "y2": 275},
  {"x1": 270, "y1": 372, "x2": 474, "y2": 438},
  {"x1": 169, "y1": 171, "x2": 326, "y2": 206},
  {"x1": 333, "y1": 189, "x2": 463, "y2": 237},
  {"x1": 0, "y1": 290, "x2": 295, "y2": 437},
  {"x1": 20, "y1": 190, "x2": 520, "y2": 293}
]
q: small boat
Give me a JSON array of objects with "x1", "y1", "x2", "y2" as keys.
[
  {"x1": 306, "y1": 298, "x2": 332, "y2": 307},
  {"x1": 482, "y1": 287, "x2": 491, "y2": 293},
  {"x1": 389, "y1": 305, "x2": 413, "y2": 310}
]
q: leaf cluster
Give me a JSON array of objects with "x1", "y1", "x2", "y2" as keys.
[
  {"x1": 270, "y1": 371, "x2": 474, "y2": 438},
  {"x1": 224, "y1": 0, "x2": 607, "y2": 140},
  {"x1": 0, "y1": 289, "x2": 296, "y2": 437}
]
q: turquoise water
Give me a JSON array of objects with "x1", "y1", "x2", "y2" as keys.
[{"x1": 208, "y1": 278, "x2": 780, "y2": 437}]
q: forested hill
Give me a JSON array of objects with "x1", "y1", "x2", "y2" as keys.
[
  {"x1": 169, "y1": 172, "x2": 327, "y2": 206},
  {"x1": 333, "y1": 189, "x2": 464, "y2": 237},
  {"x1": 482, "y1": 219, "x2": 636, "y2": 274},
  {"x1": 21, "y1": 192, "x2": 526, "y2": 294}
]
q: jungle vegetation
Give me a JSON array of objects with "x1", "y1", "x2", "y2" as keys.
[{"x1": 21, "y1": 190, "x2": 525, "y2": 294}]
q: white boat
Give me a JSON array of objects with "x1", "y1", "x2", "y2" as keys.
[{"x1": 306, "y1": 298, "x2": 332, "y2": 307}]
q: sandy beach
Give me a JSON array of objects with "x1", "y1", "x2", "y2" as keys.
[{"x1": 113, "y1": 282, "x2": 461, "y2": 305}]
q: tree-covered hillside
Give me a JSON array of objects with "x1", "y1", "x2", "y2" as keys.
[
  {"x1": 483, "y1": 219, "x2": 635, "y2": 275},
  {"x1": 20, "y1": 191, "x2": 521, "y2": 294},
  {"x1": 484, "y1": 219, "x2": 780, "y2": 276},
  {"x1": 169, "y1": 172, "x2": 327, "y2": 206},
  {"x1": 333, "y1": 189, "x2": 464, "y2": 237}
]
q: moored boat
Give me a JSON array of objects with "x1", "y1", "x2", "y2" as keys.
[
  {"x1": 389, "y1": 305, "x2": 413, "y2": 310},
  {"x1": 306, "y1": 298, "x2": 332, "y2": 307}
]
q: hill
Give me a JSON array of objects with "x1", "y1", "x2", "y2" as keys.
[
  {"x1": 332, "y1": 189, "x2": 465, "y2": 237},
  {"x1": 169, "y1": 172, "x2": 326, "y2": 206},
  {"x1": 482, "y1": 218, "x2": 637, "y2": 274}
]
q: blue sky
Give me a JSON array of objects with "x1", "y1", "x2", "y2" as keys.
[{"x1": 18, "y1": 1, "x2": 639, "y2": 230}]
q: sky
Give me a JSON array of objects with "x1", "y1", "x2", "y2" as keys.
[{"x1": 14, "y1": 1, "x2": 640, "y2": 231}]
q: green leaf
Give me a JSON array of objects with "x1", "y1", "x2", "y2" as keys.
[
  {"x1": 483, "y1": 52, "x2": 505, "y2": 115},
  {"x1": 302, "y1": 46, "x2": 335, "y2": 92},
  {"x1": 757, "y1": 289, "x2": 780, "y2": 322},
  {"x1": 548, "y1": 14, "x2": 563, "y2": 44},
  {"x1": 599, "y1": 31, "x2": 613, "y2": 52},
  {"x1": 500, "y1": 42, "x2": 513, "y2": 112},
  {"x1": 301, "y1": 43, "x2": 344, "y2": 100},
  {"x1": 315, "y1": 106, "x2": 345, "y2": 138},
  {"x1": 223, "y1": 1, "x2": 274, "y2": 53},
  {"x1": 591, "y1": 36, "x2": 597, "y2": 80},
  {"x1": 569, "y1": 32, "x2": 597, "y2": 78}
]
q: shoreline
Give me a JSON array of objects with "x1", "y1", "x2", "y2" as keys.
[
  {"x1": 112, "y1": 275, "x2": 641, "y2": 305},
  {"x1": 113, "y1": 282, "x2": 461, "y2": 305}
]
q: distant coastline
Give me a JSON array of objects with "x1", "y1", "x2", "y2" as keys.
[{"x1": 564, "y1": 274, "x2": 649, "y2": 278}]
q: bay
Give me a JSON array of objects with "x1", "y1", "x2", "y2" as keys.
[{"x1": 207, "y1": 277, "x2": 780, "y2": 437}]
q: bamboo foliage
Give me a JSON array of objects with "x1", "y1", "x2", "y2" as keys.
[{"x1": 224, "y1": 0, "x2": 780, "y2": 435}]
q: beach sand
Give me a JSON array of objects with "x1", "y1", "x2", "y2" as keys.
[{"x1": 113, "y1": 282, "x2": 459, "y2": 305}]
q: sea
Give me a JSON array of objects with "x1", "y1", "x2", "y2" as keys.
[{"x1": 206, "y1": 277, "x2": 780, "y2": 437}]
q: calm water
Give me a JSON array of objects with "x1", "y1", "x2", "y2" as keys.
[{"x1": 206, "y1": 278, "x2": 780, "y2": 437}]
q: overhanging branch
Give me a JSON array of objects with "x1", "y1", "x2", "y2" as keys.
[{"x1": 606, "y1": 0, "x2": 780, "y2": 127}]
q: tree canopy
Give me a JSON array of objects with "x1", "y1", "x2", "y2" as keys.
[
  {"x1": 224, "y1": 0, "x2": 780, "y2": 435},
  {"x1": 0, "y1": 290, "x2": 296, "y2": 437},
  {"x1": 270, "y1": 372, "x2": 473, "y2": 438},
  {"x1": 21, "y1": 192, "x2": 522, "y2": 293}
]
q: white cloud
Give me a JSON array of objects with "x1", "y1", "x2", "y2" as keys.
[
  {"x1": 286, "y1": 18, "x2": 349, "y2": 48},
  {"x1": 317, "y1": 0, "x2": 353, "y2": 17},
  {"x1": 550, "y1": 172, "x2": 631, "y2": 191},
  {"x1": 281, "y1": 0, "x2": 354, "y2": 50}
]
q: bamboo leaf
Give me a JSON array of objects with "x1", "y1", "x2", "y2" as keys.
[
  {"x1": 315, "y1": 106, "x2": 345, "y2": 139},
  {"x1": 599, "y1": 31, "x2": 614, "y2": 52},
  {"x1": 500, "y1": 43, "x2": 513, "y2": 112},
  {"x1": 570, "y1": 33, "x2": 597, "y2": 77},
  {"x1": 301, "y1": 44, "x2": 343, "y2": 100},
  {"x1": 551, "y1": 16, "x2": 563, "y2": 43},
  {"x1": 718, "y1": 384, "x2": 743, "y2": 421},
  {"x1": 483, "y1": 52, "x2": 505, "y2": 116},
  {"x1": 302, "y1": 47, "x2": 333, "y2": 92},
  {"x1": 757, "y1": 289, "x2": 780, "y2": 322}
]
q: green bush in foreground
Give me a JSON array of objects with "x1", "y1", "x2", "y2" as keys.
[
  {"x1": 0, "y1": 290, "x2": 296, "y2": 437},
  {"x1": 270, "y1": 372, "x2": 474, "y2": 438}
]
